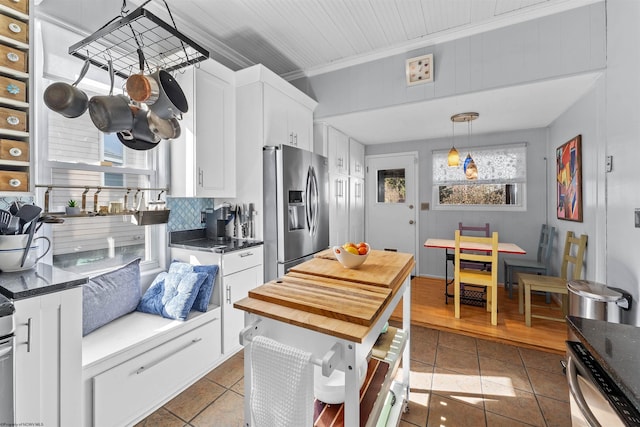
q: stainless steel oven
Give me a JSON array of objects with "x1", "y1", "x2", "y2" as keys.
[
  {"x1": 0, "y1": 294, "x2": 14, "y2": 425},
  {"x1": 566, "y1": 341, "x2": 640, "y2": 426}
]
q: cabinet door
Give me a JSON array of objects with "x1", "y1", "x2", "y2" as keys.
[
  {"x1": 329, "y1": 174, "x2": 349, "y2": 246},
  {"x1": 349, "y1": 177, "x2": 365, "y2": 244},
  {"x1": 195, "y1": 67, "x2": 236, "y2": 197},
  {"x1": 223, "y1": 265, "x2": 262, "y2": 355},
  {"x1": 328, "y1": 127, "x2": 349, "y2": 175},
  {"x1": 263, "y1": 83, "x2": 290, "y2": 146},
  {"x1": 349, "y1": 138, "x2": 365, "y2": 178},
  {"x1": 14, "y1": 288, "x2": 82, "y2": 427},
  {"x1": 287, "y1": 98, "x2": 313, "y2": 151}
]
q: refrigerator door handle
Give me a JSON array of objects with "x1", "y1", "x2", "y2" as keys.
[{"x1": 306, "y1": 165, "x2": 319, "y2": 237}]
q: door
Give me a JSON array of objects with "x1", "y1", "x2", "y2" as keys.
[{"x1": 366, "y1": 153, "x2": 418, "y2": 273}]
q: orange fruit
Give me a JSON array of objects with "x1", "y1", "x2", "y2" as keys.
[
  {"x1": 343, "y1": 242, "x2": 356, "y2": 249},
  {"x1": 358, "y1": 246, "x2": 368, "y2": 255},
  {"x1": 356, "y1": 242, "x2": 367, "y2": 248}
]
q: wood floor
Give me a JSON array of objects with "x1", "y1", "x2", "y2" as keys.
[{"x1": 390, "y1": 276, "x2": 568, "y2": 354}]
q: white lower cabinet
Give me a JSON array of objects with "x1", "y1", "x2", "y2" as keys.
[
  {"x1": 14, "y1": 286, "x2": 82, "y2": 427},
  {"x1": 221, "y1": 246, "x2": 264, "y2": 355},
  {"x1": 92, "y1": 318, "x2": 220, "y2": 427}
]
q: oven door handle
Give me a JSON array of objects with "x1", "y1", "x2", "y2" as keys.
[{"x1": 567, "y1": 353, "x2": 602, "y2": 427}]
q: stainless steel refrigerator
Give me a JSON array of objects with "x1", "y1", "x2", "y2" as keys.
[{"x1": 263, "y1": 145, "x2": 329, "y2": 281}]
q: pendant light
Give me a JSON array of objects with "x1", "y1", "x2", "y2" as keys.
[
  {"x1": 451, "y1": 112, "x2": 479, "y2": 180},
  {"x1": 447, "y1": 116, "x2": 460, "y2": 166}
]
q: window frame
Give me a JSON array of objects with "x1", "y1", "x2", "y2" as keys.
[{"x1": 431, "y1": 142, "x2": 527, "y2": 212}]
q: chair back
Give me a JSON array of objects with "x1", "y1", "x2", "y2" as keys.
[
  {"x1": 536, "y1": 224, "x2": 556, "y2": 265},
  {"x1": 458, "y1": 222, "x2": 490, "y2": 237},
  {"x1": 560, "y1": 231, "x2": 588, "y2": 280},
  {"x1": 454, "y1": 230, "x2": 499, "y2": 281}
]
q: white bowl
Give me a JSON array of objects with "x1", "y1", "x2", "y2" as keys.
[
  {"x1": 332, "y1": 243, "x2": 370, "y2": 269},
  {"x1": 0, "y1": 235, "x2": 51, "y2": 272},
  {"x1": 314, "y1": 357, "x2": 368, "y2": 404}
]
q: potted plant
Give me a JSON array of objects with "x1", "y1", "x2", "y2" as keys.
[{"x1": 65, "y1": 199, "x2": 81, "y2": 216}]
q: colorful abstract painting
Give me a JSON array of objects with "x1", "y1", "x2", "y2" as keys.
[{"x1": 556, "y1": 135, "x2": 583, "y2": 222}]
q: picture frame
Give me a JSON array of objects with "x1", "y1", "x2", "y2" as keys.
[{"x1": 556, "y1": 135, "x2": 583, "y2": 222}]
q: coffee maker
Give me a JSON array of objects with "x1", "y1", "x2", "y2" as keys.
[{"x1": 206, "y1": 204, "x2": 232, "y2": 241}]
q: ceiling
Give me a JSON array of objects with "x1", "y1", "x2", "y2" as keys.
[{"x1": 36, "y1": 0, "x2": 603, "y2": 145}]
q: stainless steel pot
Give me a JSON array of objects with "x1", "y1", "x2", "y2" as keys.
[
  {"x1": 147, "y1": 69, "x2": 188, "y2": 119},
  {"x1": 89, "y1": 60, "x2": 134, "y2": 133},
  {"x1": 147, "y1": 109, "x2": 181, "y2": 139},
  {"x1": 125, "y1": 49, "x2": 160, "y2": 104},
  {"x1": 43, "y1": 59, "x2": 90, "y2": 118}
]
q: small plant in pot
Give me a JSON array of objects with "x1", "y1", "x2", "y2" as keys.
[{"x1": 65, "y1": 199, "x2": 81, "y2": 216}]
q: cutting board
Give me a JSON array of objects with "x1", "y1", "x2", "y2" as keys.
[
  {"x1": 290, "y1": 249, "x2": 414, "y2": 288},
  {"x1": 248, "y1": 274, "x2": 391, "y2": 326}
]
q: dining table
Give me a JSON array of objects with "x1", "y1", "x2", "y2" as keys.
[{"x1": 424, "y1": 238, "x2": 526, "y2": 304}]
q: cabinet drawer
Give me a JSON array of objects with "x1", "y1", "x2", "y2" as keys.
[
  {"x1": 93, "y1": 318, "x2": 221, "y2": 427},
  {"x1": 0, "y1": 43, "x2": 25, "y2": 73},
  {"x1": 0, "y1": 138, "x2": 27, "y2": 160},
  {"x1": 0, "y1": 169, "x2": 26, "y2": 190},
  {"x1": 223, "y1": 245, "x2": 263, "y2": 275},
  {"x1": 0, "y1": 0, "x2": 28, "y2": 16},
  {"x1": 0, "y1": 74, "x2": 25, "y2": 102},
  {"x1": 0, "y1": 106, "x2": 25, "y2": 131},
  {"x1": 0, "y1": 13, "x2": 26, "y2": 43}
]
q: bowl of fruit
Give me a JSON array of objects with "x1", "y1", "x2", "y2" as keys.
[{"x1": 333, "y1": 242, "x2": 370, "y2": 268}]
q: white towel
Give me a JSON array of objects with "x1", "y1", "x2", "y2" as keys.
[{"x1": 250, "y1": 336, "x2": 314, "y2": 427}]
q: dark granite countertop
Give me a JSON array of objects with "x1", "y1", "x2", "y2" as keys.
[
  {"x1": 0, "y1": 263, "x2": 88, "y2": 300},
  {"x1": 169, "y1": 229, "x2": 263, "y2": 253},
  {"x1": 567, "y1": 315, "x2": 640, "y2": 411}
]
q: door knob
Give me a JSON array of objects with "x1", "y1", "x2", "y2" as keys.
[
  {"x1": 409, "y1": 220, "x2": 414, "y2": 225},
  {"x1": 408, "y1": 204, "x2": 414, "y2": 209}
]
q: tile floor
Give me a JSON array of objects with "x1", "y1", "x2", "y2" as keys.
[{"x1": 135, "y1": 324, "x2": 571, "y2": 427}]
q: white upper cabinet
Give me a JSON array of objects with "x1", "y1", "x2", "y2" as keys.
[
  {"x1": 171, "y1": 61, "x2": 236, "y2": 197},
  {"x1": 327, "y1": 126, "x2": 349, "y2": 175},
  {"x1": 263, "y1": 83, "x2": 313, "y2": 150},
  {"x1": 349, "y1": 138, "x2": 365, "y2": 179}
]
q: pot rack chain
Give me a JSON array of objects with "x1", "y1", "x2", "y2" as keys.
[{"x1": 34, "y1": 184, "x2": 168, "y2": 214}]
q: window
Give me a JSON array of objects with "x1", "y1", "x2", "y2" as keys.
[
  {"x1": 39, "y1": 85, "x2": 165, "y2": 274},
  {"x1": 377, "y1": 168, "x2": 406, "y2": 203},
  {"x1": 432, "y1": 143, "x2": 526, "y2": 210}
]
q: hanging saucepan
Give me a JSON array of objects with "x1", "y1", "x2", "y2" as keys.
[
  {"x1": 147, "y1": 69, "x2": 188, "y2": 119},
  {"x1": 88, "y1": 59, "x2": 134, "y2": 133},
  {"x1": 147, "y1": 109, "x2": 181, "y2": 139},
  {"x1": 125, "y1": 49, "x2": 160, "y2": 105},
  {"x1": 43, "y1": 59, "x2": 91, "y2": 118},
  {"x1": 116, "y1": 106, "x2": 161, "y2": 150}
]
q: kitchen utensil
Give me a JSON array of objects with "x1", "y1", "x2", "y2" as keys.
[
  {"x1": 120, "y1": 107, "x2": 161, "y2": 144},
  {"x1": 126, "y1": 49, "x2": 160, "y2": 104},
  {"x1": 15, "y1": 204, "x2": 42, "y2": 234},
  {"x1": 147, "y1": 69, "x2": 188, "y2": 119},
  {"x1": 4, "y1": 215, "x2": 19, "y2": 235},
  {"x1": 9, "y1": 201, "x2": 22, "y2": 215},
  {"x1": 117, "y1": 129, "x2": 159, "y2": 151},
  {"x1": 31, "y1": 215, "x2": 65, "y2": 234},
  {"x1": 20, "y1": 217, "x2": 37, "y2": 267},
  {"x1": 248, "y1": 203, "x2": 255, "y2": 238},
  {"x1": 89, "y1": 60, "x2": 134, "y2": 133},
  {"x1": 43, "y1": 58, "x2": 91, "y2": 118},
  {"x1": 147, "y1": 109, "x2": 181, "y2": 139}
]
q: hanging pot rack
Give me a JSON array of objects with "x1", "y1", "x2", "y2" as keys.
[{"x1": 67, "y1": 2, "x2": 209, "y2": 79}]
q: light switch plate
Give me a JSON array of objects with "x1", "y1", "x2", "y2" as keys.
[{"x1": 406, "y1": 54, "x2": 433, "y2": 86}]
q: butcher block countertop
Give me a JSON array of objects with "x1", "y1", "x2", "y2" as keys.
[{"x1": 234, "y1": 249, "x2": 414, "y2": 342}]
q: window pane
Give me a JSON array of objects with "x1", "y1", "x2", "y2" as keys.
[
  {"x1": 377, "y1": 168, "x2": 406, "y2": 203},
  {"x1": 437, "y1": 183, "x2": 522, "y2": 205}
]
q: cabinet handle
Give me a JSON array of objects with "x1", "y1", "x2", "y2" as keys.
[
  {"x1": 294, "y1": 133, "x2": 298, "y2": 146},
  {"x1": 9, "y1": 147, "x2": 21, "y2": 157},
  {"x1": 198, "y1": 168, "x2": 203, "y2": 186},
  {"x1": 8, "y1": 22, "x2": 21, "y2": 34},
  {"x1": 289, "y1": 132, "x2": 294, "y2": 145},
  {"x1": 6, "y1": 52, "x2": 18, "y2": 62},
  {"x1": 226, "y1": 285, "x2": 231, "y2": 304},
  {"x1": 26, "y1": 318, "x2": 32, "y2": 353},
  {"x1": 135, "y1": 338, "x2": 203, "y2": 375},
  {"x1": 7, "y1": 115, "x2": 19, "y2": 126},
  {"x1": 9, "y1": 178, "x2": 21, "y2": 187},
  {"x1": 239, "y1": 252, "x2": 253, "y2": 258}
]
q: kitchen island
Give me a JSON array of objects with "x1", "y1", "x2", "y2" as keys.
[{"x1": 234, "y1": 249, "x2": 414, "y2": 426}]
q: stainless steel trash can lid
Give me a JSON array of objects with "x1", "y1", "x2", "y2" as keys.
[{"x1": 567, "y1": 280, "x2": 624, "y2": 302}]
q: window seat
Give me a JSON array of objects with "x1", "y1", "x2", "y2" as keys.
[{"x1": 81, "y1": 305, "x2": 222, "y2": 427}]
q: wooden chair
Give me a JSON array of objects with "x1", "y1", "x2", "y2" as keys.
[
  {"x1": 445, "y1": 222, "x2": 490, "y2": 303},
  {"x1": 454, "y1": 230, "x2": 499, "y2": 325},
  {"x1": 503, "y1": 224, "x2": 556, "y2": 299},
  {"x1": 518, "y1": 231, "x2": 588, "y2": 327}
]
